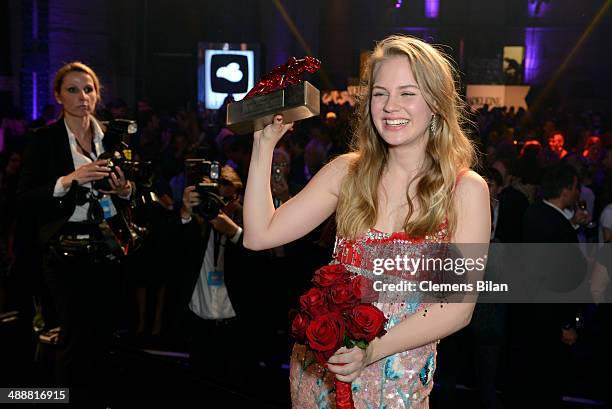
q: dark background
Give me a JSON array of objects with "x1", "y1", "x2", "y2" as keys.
[{"x1": 1, "y1": 0, "x2": 611, "y2": 118}]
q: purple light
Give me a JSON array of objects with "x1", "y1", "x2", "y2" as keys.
[
  {"x1": 524, "y1": 28, "x2": 543, "y2": 83},
  {"x1": 32, "y1": 72, "x2": 38, "y2": 120},
  {"x1": 528, "y1": 0, "x2": 549, "y2": 17},
  {"x1": 425, "y1": 0, "x2": 439, "y2": 18},
  {"x1": 395, "y1": 3, "x2": 401, "y2": 8},
  {"x1": 32, "y1": 0, "x2": 38, "y2": 39}
]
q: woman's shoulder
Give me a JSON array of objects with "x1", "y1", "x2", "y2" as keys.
[
  {"x1": 30, "y1": 119, "x2": 66, "y2": 139},
  {"x1": 22, "y1": 121, "x2": 65, "y2": 153},
  {"x1": 454, "y1": 169, "x2": 488, "y2": 196},
  {"x1": 309, "y1": 152, "x2": 359, "y2": 197},
  {"x1": 321, "y1": 152, "x2": 359, "y2": 179},
  {"x1": 329, "y1": 152, "x2": 359, "y2": 169},
  {"x1": 452, "y1": 169, "x2": 491, "y2": 243},
  {"x1": 453, "y1": 169, "x2": 489, "y2": 210}
]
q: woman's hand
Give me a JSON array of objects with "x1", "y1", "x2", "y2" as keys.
[
  {"x1": 253, "y1": 114, "x2": 293, "y2": 146},
  {"x1": 327, "y1": 345, "x2": 372, "y2": 383},
  {"x1": 62, "y1": 159, "x2": 110, "y2": 187},
  {"x1": 181, "y1": 185, "x2": 200, "y2": 219},
  {"x1": 98, "y1": 166, "x2": 132, "y2": 197}
]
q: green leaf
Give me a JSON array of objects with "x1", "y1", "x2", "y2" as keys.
[{"x1": 355, "y1": 340, "x2": 369, "y2": 349}]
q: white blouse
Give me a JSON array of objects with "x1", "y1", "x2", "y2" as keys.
[{"x1": 52, "y1": 118, "x2": 119, "y2": 222}]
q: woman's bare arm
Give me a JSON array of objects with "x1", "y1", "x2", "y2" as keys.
[{"x1": 243, "y1": 116, "x2": 353, "y2": 250}]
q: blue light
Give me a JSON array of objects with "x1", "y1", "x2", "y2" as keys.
[
  {"x1": 524, "y1": 27, "x2": 543, "y2": 83},
  {"x1": 32, "y1": 72, "x2": 38, "y2": 120},
  {"x1": 425, "y1": 0, "x2": 439, "y2": 18}
]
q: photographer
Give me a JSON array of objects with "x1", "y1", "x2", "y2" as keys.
[
  {"x1": 174, "y1": 165, "x2": 255, "y2": 381},
  {"x1": 17, "y1": 62, "x2": 132, "y2": 407}
]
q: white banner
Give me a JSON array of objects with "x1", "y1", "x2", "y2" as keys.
[{"x1": 466, "y1": 85, "x2": 530, "y2": 110}]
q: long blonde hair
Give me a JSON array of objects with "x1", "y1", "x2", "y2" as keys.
[{"x1": 336, "y1": 35, "x2": 476, "y2": 238}]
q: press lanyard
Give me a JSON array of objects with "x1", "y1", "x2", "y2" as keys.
[
  {"x1": 212, "y1": 230, "x2": 222, "y2": 268},
  {"x1": 74, "y1": 132, "x2": 97, "y2": 160},
  {"x1": 74, "y1": 128, "x2": 104, "y2": 223}
]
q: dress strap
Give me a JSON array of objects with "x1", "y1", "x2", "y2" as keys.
[
  {"x1": 451, "y1": 168, "x2": 471, "y2": 195},
  {"x1": 456, "y1": 168, "x2": 470, "y2": 183}
]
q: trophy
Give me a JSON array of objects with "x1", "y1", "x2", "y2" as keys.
[{"x1": 226, "y1": 56, "x2": 321, "y2": 135}]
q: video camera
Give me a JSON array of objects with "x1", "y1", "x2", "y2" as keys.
[
  {"x1": 93, "y1": 119, "x2": 153, "y2": 191},
  {"x1": 184, "y1": 158, "x2": 228, "y2": 220}
]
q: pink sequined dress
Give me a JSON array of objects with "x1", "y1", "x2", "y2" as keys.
[{"x1": 289, "y1": 224, "x2": 449, "y2": 409}]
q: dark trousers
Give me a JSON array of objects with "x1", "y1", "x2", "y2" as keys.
[
  {"x1": 472, "y1": 303, "x2": 506, "y2": 409},
  {"x1": 506, "y1": 305, "x2": 566, "y2": 409},
  {"x1": 189, "y1": 311, "x2": 252, "y2": 386},
  {"x1": 43, "y1": 246, "x2": 122, "y2": 408}
]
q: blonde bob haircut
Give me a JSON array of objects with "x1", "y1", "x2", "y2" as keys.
[
  {"x1": 335, "y1": 35, "x2": 476, "y2": 239},
  {"x1": 53, "y1": 61, "x2": 102, "y2": 116}
]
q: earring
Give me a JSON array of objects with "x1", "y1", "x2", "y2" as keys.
[{"x1": 430, "y1": 114, "x2": 436, "y2": 135}]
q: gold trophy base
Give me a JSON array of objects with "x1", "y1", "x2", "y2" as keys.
[{"x1": 226, "y1": 81, "x2": 320, "y2": 135}]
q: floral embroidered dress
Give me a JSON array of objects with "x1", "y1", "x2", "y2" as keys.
[{"x1": 289, "y1": 224, "x2": 449, "y2": 409}]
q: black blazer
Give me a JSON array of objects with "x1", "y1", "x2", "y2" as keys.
[
  {"x1": 521, "y1": 200, "x2": 585, "y2": 330},
  {"x1": 523, "y1": 199, "x2": 579, "y2": 244},
  {"x1": 494, "y1": 185, "x2": 529, "y2": 243},
  {"x1": 523, "y1": 199, "x2": 586, "y2": 291},
  {"x1": 16, "y1": 119, "x2": 126, "y2": 247}
]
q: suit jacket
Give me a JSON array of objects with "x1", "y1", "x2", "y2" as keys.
[
  {"x1": 494, "y1": 185, "x2": 529, "y2": 243},
  {"x1": 16, "y1": 119, "x2": 127, "y2": 248},
  {"x1": 172, "y1": 205, "x2": 261, "y2": 318},
  {"x1": 523, "y1": 199, "x2": 579, "y2": 244},
  {"x1": 520, "y1": 199, "x2": 585, "y2": 333}
]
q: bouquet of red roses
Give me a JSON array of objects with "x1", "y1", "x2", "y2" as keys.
[{"x1": 291, "y1": 264, "x2": 387, "y2": 409}]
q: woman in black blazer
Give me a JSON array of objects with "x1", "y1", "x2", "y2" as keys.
[{"x1": 17, "y1": 62, "x2": 132, "y2": 407}]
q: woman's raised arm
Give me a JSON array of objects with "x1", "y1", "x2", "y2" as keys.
[{"x1": 243, "y1": 115, "x2": 353, "y2": 250}]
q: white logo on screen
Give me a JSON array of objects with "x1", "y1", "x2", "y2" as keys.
[{"x1": 216, "y1": 62, "x2": 243, "y2": 83}]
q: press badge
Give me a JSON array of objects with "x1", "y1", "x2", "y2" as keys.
[
  {"x1": 207, "y1": 271, "x2": 224, "y2": 287},
  {"x1": 99, "y1": 196, "x2": 114, "y2": 219}
]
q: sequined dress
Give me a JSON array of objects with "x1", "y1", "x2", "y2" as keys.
[{"x1": 289, "y1": 225, "x2": 449, "y2": 409}]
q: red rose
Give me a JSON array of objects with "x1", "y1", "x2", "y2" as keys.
[
  {"x1": 291, "y1": 311, "x2": 310, "y2": 343},
  {"x1": 306, "y1": 312, "x2": 345, "y2": 364},
  {"x1": 312, "y1": 264, "x2": 349, "y2": 288},
  {"x1": 346, "y1": 304, "x2": 387, "y2": 342},
  {"x1": 312, "y1": 350, "x2": 331, "y2": 367},
  {"x1": 329, "y1": 282, "x2": 358, "y2": 312},
  {"x1": 351, "y1": 275, "x2": 379, "y2": 303},
  {"x1": 299, "y1": 287, "x2": 328, "y2": 317}
]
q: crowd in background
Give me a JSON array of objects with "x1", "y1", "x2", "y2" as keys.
[{"x1": 1, "y1": 96, "x2": 611, "y2": 406}]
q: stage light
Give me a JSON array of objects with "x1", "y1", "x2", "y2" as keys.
[{"x1": 425, "y1": 0, "x2": 439, "y2": 18}]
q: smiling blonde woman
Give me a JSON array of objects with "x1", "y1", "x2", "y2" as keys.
[{"x1": 243, "y1": 35, "x2": 490, "y2": 408}]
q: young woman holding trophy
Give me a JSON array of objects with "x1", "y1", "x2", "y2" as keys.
[{"x1": 243, "y1": 35, "x2": 490, "y2": 408}]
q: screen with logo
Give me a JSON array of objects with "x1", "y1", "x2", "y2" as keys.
[{"x1": 197, "y1": 43, "x2": 259, "y2": 110}]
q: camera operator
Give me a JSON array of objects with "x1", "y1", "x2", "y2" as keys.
[
  {"x1": 17, "y1": 62, "x2": 132, "y2": 407},
  {"x1": 175, "y1": 165, "x2": 254, "y2": 382}
]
